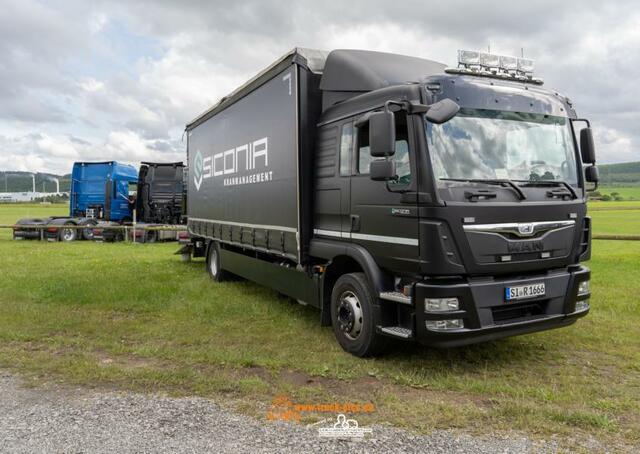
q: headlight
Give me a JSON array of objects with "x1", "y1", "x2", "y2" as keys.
[
  {"x1": 425, "y1": 298, "x2": 459, "y2": 312},
  {"x1": 578, "y1": 280, "x2": 590, "y2": 296}
]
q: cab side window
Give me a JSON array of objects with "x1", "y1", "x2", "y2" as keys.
[
  {"x1": 357, "y1": 113, "x2": 411, "y2": 187},
  {"x1": 339, "y1": 122, "x2": 354, "y2": 176}
]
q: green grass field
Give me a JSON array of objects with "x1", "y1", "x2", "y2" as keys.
[
  {"x1": 589, "y1": 192, "x2": 640, "y2": 236},
  {"x1": 0, "y1": 204, "x2": 638, "y2": 450},
  {"x1": 596, "y1": 186, "x2": 640, "y2": 200}
]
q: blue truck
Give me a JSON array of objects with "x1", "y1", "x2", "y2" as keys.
[{"x1": 13, "y1": 161, "x2": 138, "y2": 241}]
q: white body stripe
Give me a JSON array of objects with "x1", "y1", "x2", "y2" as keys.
[
  {"x1": 189, "y1": 217, "x2": 298, "y2": 233},
  {"x1": 313, "y1": 229, "x2": 418, "y2": 246}
]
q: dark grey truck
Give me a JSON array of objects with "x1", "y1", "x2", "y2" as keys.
[{"x1": 182, "y1": 48, "x2": 597, "y2": 356}]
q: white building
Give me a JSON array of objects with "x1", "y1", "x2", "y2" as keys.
[{"x1": 0, "y1": 192, "x2": 67, "y2": 202}]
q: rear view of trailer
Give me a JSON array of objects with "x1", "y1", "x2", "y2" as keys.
[{"x1": 186, "y1": 49, "x2": 324, "y2": 263}]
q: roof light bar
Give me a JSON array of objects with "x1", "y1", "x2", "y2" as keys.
[{"x1": 450, "y1": 49, "x2": 542, "y2": 85}]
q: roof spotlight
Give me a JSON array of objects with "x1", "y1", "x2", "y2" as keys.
[
  {"x1": 517, "y1": 58, "x2": 535, "y2": 74},
  {"x1": 479, "y1": 52, "x2": 500, "y2": 69},
  {"x1": 458, "y1": 49, "x2": 481, "y2": 66},
  {"x1": 499, "y1": 55, "x2": 518, "y2": 72}
]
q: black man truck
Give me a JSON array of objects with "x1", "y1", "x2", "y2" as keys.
[
  {"x1": 128, "y1": 161, "x2": 186, "y2": 243},
  {"x1": 184, "y1": 48, "x2": 598, "y2": 357}
]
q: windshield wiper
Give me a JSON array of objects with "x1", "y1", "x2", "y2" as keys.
[
  {"x1": 440, "y1": 178, "x2": 526, "y2": 200},
  {"x1": 514, "y1": 180, "x2": 578, "y2": 199}
]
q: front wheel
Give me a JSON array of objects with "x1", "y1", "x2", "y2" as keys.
[
  {"x1": 206, "y1": 241, "x2": 227, "y2": 282},
  {"x1": 330, "y1": 272, "x2": 386, "y2": 357}
]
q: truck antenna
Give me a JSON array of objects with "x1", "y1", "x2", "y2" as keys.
[{"x1": 521, "y1": 47, "x2": 524, "y2": 58}]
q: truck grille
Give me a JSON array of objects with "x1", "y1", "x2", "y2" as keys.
[{"x1": 491, "y1": 301, "x2": 547, "y2": 325}]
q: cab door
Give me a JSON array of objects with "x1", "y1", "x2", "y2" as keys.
[
  {"x1": 313, "y1": 122, "x2": 351, "y2": 238},
  {"x1": 349, "y1": 112, "x2": 420, "y2": 273}
]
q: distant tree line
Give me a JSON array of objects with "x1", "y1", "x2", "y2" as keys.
[
  {"x1": 0, "y1": 171, "x2": 71, "y2": 192},
  {"x1": 596, "y1": 161, "x2": 640, "y2": 186}
]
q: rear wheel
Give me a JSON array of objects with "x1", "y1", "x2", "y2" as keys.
[
  {"x1": 330, "y1": 272, "x2": 386, "y2": 357},
  {"x1": 81, "y1": 220, "x2": 97, "y2": 240},
  {"x1": 60, "y1": 224, "x2": 77, "y2": 242},
  {"x1": 206, "y1": 242, "x2": 227, "y2": 282}
]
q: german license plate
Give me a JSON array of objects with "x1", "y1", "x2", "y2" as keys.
[{"x1": 505, "y1": 283, "x2": 545, "y2": 301}]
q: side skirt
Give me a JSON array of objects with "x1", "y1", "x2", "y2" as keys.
[{"x1": 219, "y1": 247, "x2": 321, "y2": 308}]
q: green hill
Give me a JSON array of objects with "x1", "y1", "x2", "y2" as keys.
[
  {"x1": 598, "y1": 161, "x2": 640, "y2": 186},
  {"x1": 0, "y1": 171, "x2": 71, "y2": 193}
]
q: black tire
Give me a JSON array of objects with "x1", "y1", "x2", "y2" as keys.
[
  {"x1": 81, "y1": 220, "x2": 97, "y2": 240},
  {"x1": 59, "y1": 223, "x2": 77, "y2": 242},
  {"x1": 206, "y1": 241, "x2": 228, "y2": 282},
  {"x1": 330, "y1": 272, "x2": 386, "y2": 357}
]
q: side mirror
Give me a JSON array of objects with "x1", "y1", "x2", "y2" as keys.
[
  {"x1": 369, "y1": 111, "x2": 396, "y2": 158},
  {"x1": 580, "y1": 128, "x2": 596, "y2": 164},
  {"x1": 425, "y1": 99, "x2": 460, "y2": 124},
  {"x1": 370, "y1": 159, "x2": 396, "y2": 181},
  {"x1": 585, "y1": 165, "x2": 599, "y2": 183}
]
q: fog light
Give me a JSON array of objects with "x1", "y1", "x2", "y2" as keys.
[
  {"x1": 578, "y1": 280, "x2": 590, "y2": 296},
  {"x1": 425, "y1": 298, "x2": 459, "y2": 312},
  {"x1": 575, "y1": 299, "x2": 590, "y2": 312},
  {"x1": 426, "y1": 319, "x2": 464, "y2": 331}
]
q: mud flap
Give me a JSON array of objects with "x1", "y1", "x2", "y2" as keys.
[{"x1": 174, "y1": 244, "x2": 192, "y2": 255}]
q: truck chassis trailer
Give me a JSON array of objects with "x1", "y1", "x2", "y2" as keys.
[{"x1": 14, "y1": 160, "x2": 186, "y2": 243}]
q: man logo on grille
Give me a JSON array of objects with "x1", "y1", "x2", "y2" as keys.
[{"x1": 518, "y1": 223, "x2": 534, "y2": 236}]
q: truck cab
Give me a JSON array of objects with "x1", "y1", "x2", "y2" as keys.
[
  {"x1": 135, "y1": 162, "x2": 185, "y2": 225},
  {"x1": 70, "y1": 161, "x2": 138, "y2": 222},
  {"x1": 312, "y1": 50, "x2": 596, "y2": 353},
  {"x1": 49, "y1": 161, "x2": 137, "y2": 241}
]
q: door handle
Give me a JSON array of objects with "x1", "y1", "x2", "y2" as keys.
[{"x1": 350, "y1": 214, "x2": 360, "y2": 232}]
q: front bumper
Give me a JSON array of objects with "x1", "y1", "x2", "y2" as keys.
[{"x1": 413, "y1": 265, "x2": 590, "y2": 347}]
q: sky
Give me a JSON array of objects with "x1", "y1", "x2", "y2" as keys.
[{"x1": 1, "y1": 0, "x2": 639, "y2": 175}]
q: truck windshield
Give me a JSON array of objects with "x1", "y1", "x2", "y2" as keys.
[{"x1": 426, "y1": 108, "x2": 579, "y2": 187}]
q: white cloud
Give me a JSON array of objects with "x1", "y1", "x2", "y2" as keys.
[
  {"x1": 89, "y1": 12, "x2": 108, "y2": 34},
  {"x1": 0, "y1": 0, "x2": 639, "y2": 174}
]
